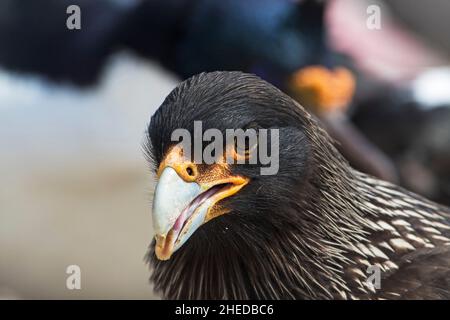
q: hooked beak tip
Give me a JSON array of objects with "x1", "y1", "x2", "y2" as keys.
[{"x1": 155, "y1": 233, "x2": 175, "y2": 261}]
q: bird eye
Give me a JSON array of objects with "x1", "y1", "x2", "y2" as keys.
[
  {"x1": 234, "y1": 137, "x2": 258, "y2": 158},
  {"x1": 233, "y1": 125, "x2": 259, "y2": 161}
]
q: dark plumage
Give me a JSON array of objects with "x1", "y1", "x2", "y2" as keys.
[{"x1": 145, "y1": 72, "x2": 450, "y2": 300}]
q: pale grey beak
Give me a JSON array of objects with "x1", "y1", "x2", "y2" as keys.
[
  {"x1": 152, "y1": 167, "x2": 202, "y2": 236},
  {"x1": 152, "y1": 166, "x2": 215, "y2": 259}
]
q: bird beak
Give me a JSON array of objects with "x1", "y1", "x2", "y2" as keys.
[{"x1": 152, "y1": 146, "x2": 249, "y2": 260}]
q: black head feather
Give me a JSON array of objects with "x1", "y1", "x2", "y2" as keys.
[{"x1": 145, "y1": 72, "x2": 450, "y2": 300}]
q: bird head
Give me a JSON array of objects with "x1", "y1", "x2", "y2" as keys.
[
  {"x1": 145, "y1": 72, "x2": 450, "y2": 300},
  {"x1": 145, "y1": 71, "x2": 333, "y2": 260},
  {"x1": 144, "y1": 72, "x2": 370, "y2": 299}
]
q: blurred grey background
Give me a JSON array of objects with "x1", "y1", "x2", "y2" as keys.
[{"x1": 0, "y1": 53, "x2": 177, "y2": 299}]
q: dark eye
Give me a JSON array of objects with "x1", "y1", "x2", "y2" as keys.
[
  {"x1": 234, "y1": 122, "x2": 260, "y2": 158},
  {"x1": 234, "y1": 136, "x2": 255, "y2": 157}
]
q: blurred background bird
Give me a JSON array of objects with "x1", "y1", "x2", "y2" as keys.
[{"x1": 1, "y1": 0, "x2": 450, "y2": 298}]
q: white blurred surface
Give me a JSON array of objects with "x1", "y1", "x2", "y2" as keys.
[
  {"x1": 0, "y1": 52, "x2": 178, "y2": 299},
  {"x1": 412, "y1": 66, "x2": 450, "y2": 108}
]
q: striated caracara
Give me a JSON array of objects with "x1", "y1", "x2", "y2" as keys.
[{"x1": 144, "y1": 71, "x2": 450, "y2": 299}]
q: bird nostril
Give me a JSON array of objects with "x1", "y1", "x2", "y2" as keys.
[{"x1": 186, "y1": 166, "x2": 195, "y2": 177}]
